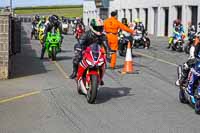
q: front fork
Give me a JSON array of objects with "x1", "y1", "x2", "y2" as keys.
[
  {"x1": 86, "y1": 68, "x2": 100, "y2": 89},
  {"x1": 187, "y1": 73, "x2": 200, "y2": 96}
]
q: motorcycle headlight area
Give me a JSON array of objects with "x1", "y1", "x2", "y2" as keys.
[
  {"x1": 86, "y1": 59, "x2": 94, "y2": 66},
  {"x1": 98, "y1": 61, "x2": 104, "y2": 66}
]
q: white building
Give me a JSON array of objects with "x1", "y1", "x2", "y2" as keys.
[{"x1": 83, "y1": 0, "x2": 200, "y2": 36}]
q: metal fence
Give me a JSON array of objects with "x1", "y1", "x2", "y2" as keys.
[{"x1": 18, "y1": 16, "x2": 32, "y2": 23}]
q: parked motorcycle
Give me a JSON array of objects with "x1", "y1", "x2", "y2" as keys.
[
  {"x1": 45, "y1": 31, "x2": 61, "y2": 61},
  {"x1": 76, "y1": 43, "x2": 106, "y2": 104},
  {"x1": 133, "y1": 30, "x2": 150, "y2": 49},
  {"x1": 177, "y1": 59, "x2": 200, "y2": 114},
  {"x1": 171, "y1": 33, "x2": 185, "y2": 52}
]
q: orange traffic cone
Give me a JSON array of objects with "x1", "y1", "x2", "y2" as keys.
[{"x1": 122, "y1": 41, "x2": 134, "y2": 74}]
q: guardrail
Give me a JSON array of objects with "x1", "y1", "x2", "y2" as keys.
[{"x1": 17, "y1": 16, "x2": 32, "y2": 23}]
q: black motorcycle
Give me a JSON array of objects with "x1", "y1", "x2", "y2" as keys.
[
  {"x1": 118, "y1": 31, "x2": 132, "y2": 57},
  {"x1": 133, "y1": 30, "x2": 150, "y2": 49}
]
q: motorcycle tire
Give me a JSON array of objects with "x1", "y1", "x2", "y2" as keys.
[
  {"x1": 195, "y1": 100, "x2": 200, "y2": 114},
  {"x1": 146, "y1": 38, "x2": 151, "y2": 48},
  {"x1": 52, "y1": 47, "x2": 57, "y2": 61},
  {"x1": 171, "y1": 45, "x2": 176, "y2": 51},
  {"x1": 184, "y1": 45, "x2": 190, "y2": 54},
  {"x1": 179, "y1": 89, "x2": 187, "y2": 104},
  {"x1": 177, "y1": 42, "x2": 183, "y2": 52},
  {"x1": 35, "y1": 34, "x2": 39, "y2": 40},
  {"x1": 118, "y1": 51, "x2": 125, "y2": 57},
  {"x1": 133, "y1": 42, "x2": 139, "y2": 49},
  {"x1": 87, "y1": 75, "x2": 98, "y2": 104}
]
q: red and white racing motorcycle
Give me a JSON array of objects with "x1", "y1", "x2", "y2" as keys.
[{"x1": 76, "y1": 43, "x2": 106, "y2": 104}]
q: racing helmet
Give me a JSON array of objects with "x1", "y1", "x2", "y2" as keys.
[
  {"x1": 49, "y1": 15, "x2": 59, "y2": 26},
  {"x1": 134, "y1": 18, "x2": 140, "y2": 24},
  {"x1": 174, "y1": 19, "x2": 181, "y2": 26},
  {"x1": 121, "y1": 18, "x2": 128, "y2": 25},
  {"x1": 90, "y1": 18, "x2": 104, "y2": 36},
  {"x1": 35, "y1": 14, "x2": 40, "y2": 21}
]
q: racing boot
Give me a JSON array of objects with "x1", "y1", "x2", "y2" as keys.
[
  {"x1": 69, "y1": 63, "x2": 78, "y2": 79},
  {"x1": 40, "y1": 46, "x2": 46, "y2": 59}
]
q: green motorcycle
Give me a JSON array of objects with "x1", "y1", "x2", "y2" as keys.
[{"x1": 45, "y1": 31, "x2": 61, "y2": 61}]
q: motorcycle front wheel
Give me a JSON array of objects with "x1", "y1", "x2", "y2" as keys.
[
  {"x1": 52, "y1": 47, "x2": 57, "y2": 61},
  {"x1": 179, "y1": 89, "x2": 187, "y2": 104},
  {"x1": 87, "y1": 75, "x2": 98, "y2": 104},
  {"x1": 177, "y1": 42, "x2": 183, "y2": 52}
]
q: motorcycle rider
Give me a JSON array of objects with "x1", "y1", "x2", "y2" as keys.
[
  {"x1": 118, "y1": 18, "x2": 133, "y2": 56},
  {"x1": 37, "y1": 16, "x2": 46, "y2": 28},
  {"x1": 176, "y1": 23, "x2": 200, "y2": 96},
  {"x1": 168, "y1": 19, "x2": 185, "y2": 49},
  {"x1": 31, "y1": 14, "x2": 40, "y2": 39},
  {"x1": 104, "y1": 11, "x2": 135, "y2": 69},
  {"x1": 133, "y1": 18, "x2": 148, "y2": 49},
  {"x1": 188, "y1": 23, "x2": 196, "y2": 41},
  {"x1": 40, "y1": 15, "x2": 62, "y2": 59},
  {"x1": 75, "y1": 17, "x2": 85, "y2": 33},
  {"x1": 69, "y1": 18, "x2": 112, "y2": 81}
]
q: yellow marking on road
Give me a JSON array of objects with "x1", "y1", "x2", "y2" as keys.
[
  {"x1": 0, "y1": 91, "x2": 40, "y2": 104},
  {"x1": 133, "y1": 51, "x2": 178, "y2": 67},
  {"x1": 54, "y1": 61, "x2": 69, "y2": 79}
]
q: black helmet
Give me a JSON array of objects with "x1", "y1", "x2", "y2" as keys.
[
  {"x1": 49, "y1": 15, "x2": 59, "y2": 26},
  {"x1": 122, "y1": 18, "x2": 127, "y2": 25},
  {"x1": 35, "y1": 14, "x2": 40, "y2": 21}
]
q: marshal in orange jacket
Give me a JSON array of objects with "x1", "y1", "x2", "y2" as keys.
[{"x1": 104, "y1": 16, "x2": 134, "y2": 68}]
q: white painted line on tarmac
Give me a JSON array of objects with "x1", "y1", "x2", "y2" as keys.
[
  {"x1": 54, "y1": 61, "x2": 69, "y2": 79},
  {"x1": 133, "y1": 51, "x2": 178, "y2": 67}
]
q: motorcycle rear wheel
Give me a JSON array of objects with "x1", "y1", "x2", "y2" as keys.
[
  {"x1": 184, "y1": 45, "x2": 190, "y2": 54},
  {"x1": 146, "y1": 38, "x2": 151, "y2": 48},
  {"x1": 87, "y1": 75, "x2": 98, "y2": 104},
  {"x1": 195, "y1": 100, "x2": 200, "y2": 114}
]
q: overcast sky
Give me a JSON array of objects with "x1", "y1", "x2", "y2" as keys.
[{"x1": 0, "y1": 0, "x2": 83, "y2": 7}]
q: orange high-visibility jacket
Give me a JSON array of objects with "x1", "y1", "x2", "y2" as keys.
[
  {"x1": 104, "y1": 17, "x2": 133, "y2": 50},
  {"x1": 104, "y1": 17, "x2": 133, "y2": 35}
]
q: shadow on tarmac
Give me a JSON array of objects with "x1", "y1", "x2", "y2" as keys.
[
  {"x1": 96, "y1": 87, "x2": 134, "y2": 104},
  {"x1": 11, "y1": 24, "x2": 48, "y2": 78}
]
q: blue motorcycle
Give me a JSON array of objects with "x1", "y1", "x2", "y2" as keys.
[{"x1": 178, "y1": 59, "x2": 200, "y2": 114}]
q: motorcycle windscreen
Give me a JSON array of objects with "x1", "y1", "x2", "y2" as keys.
[{"x1": 90, "y1": 43, "x2": 100, "y2": 61}]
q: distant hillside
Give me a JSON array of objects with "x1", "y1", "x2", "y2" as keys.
[{"x1": 14, "y1": 5, "x2": 83, "y2": 18}]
